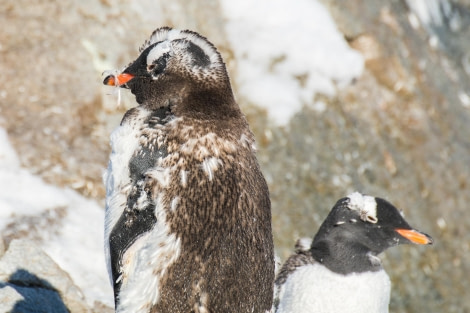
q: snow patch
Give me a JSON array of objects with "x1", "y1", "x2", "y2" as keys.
[
  {"x1": 221, "y1": 0, "x2": 364, "y2": 125},
  {"x1": 0, "y1": 128, "x2": 113, "y2": 307}
]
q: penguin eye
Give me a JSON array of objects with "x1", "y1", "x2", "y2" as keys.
[{"x1": 146, "y1": 55, "x2": 168, "y2": 76}]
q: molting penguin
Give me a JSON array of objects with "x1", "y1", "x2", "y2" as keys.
[
  {"x1": 102, "y1": 27, "x2": 274, "y2": 313},
  {"x1": 273, "y1": 192, "x2": 433, "y2": 313}
]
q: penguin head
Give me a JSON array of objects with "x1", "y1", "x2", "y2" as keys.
[
  {"x1": 311, "y1": 192, "x2": 433, "y2": 273},
  {"x1": 315, "y1": 192, "x2": 433, "y2": 254},
  {"x1": 103, "y1": 27, "x2": 235, "y2": 115}
]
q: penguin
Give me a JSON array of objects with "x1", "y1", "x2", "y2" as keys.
[
  {"x1": 273, "y1": 192, "x2": 433, "y2": 313},
  {"x1": 102, "y1": 27, "x2": 274, "y2": 313}
]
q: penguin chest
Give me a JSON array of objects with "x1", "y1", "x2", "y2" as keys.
[
  {"x1": 104, "y1": 107, "x2": 182, "y2": 312},
  {"x1": 276, "y1": 263, "x2": 391, "y2": 313}
]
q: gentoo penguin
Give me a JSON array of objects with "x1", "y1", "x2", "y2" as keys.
[
  {"x1": 273, "y1": 192, "x2": 433, "y2": 313},
  {"x1": 102, "y1": 27, "x2": 274, "y2": 313}
]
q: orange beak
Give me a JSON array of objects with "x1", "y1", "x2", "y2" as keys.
[
  {"x1": 103, "y1": 73, "x2": 135, "y2": 86},
  {"x1": 395, "y1": 229, "x2": 433, "y2": 245}
]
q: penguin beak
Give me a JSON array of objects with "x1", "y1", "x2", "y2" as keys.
[
  {"x1": 395, "y1": 229, "x2": 433, "y2": 245},
  {"x1": 103, "y1": 73, "x2": 135, "y2": 87}
]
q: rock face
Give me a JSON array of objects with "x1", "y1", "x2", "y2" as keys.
[
  {"x1": 0, "y1": 239, "x2": 89, "y2": 313},
  {"x1": 0, "y1": 0, "x2": 469, "y2": 312}
]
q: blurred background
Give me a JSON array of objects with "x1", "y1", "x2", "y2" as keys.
[{"x1": 0, "y1": 0, "x2": 469, "y2": 312}]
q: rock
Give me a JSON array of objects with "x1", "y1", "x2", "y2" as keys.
[
  {"x1": 0, "y1": 282, "x2": 69, "y2": 313},
  {"x1": 0, "y1": 285, "x2": 23, "y2": 312},
  {"x1": 0, "y1": 237, "x2": 5, "y2": 258},
  {"x1": 0, "y1": 239, "x2": 91, "y2": 313},
  {"x1": 92, "y1": 301, "x2": 115, "y2": 313}
]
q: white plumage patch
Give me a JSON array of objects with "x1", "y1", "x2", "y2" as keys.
[
  {"x1": 116, "y1": 196, "x2": 181, "y2": 313},
  {"x1": 170, "y1": 196, "x2": 180, "y2": 212},
  {"x1": 136, "y1": 187, "x2": 150, "y2": 209},
  {"x1": 147, "y1": 41, "x2": 171, "y2": 67},
  {"x1": 103, "y1": 108, "x2": 151, "y2": 283},
  {"x1": 180, "y1": 170, "x2": 188, "y2": 187},
  {"x1": 347, "y1": 192, "x2": 378, "y2": 223},
  {"x1": 180, "y1": 132, "x2": 237, "y2": 159},
  {"x1": 145, "y1": 166, "x2": 172, "y2": 188},
  {"x1": 295, "y1": 237, "x2": 313, "y2": 253},
  {"x1": 104, "y1": 107, "x2": 184, "y2": 312},
  {"x1": 142, "y1": 28, "x2": 221, "y2": 66},
  {"x1": 276, "y1": 263, "x2": 391, "y2": 313},
  {"x1": 239, "y1": 133, "x2": 256, "y2": 151},
  {"x1": 201, "y1": 157, "x2": 222, "y2": 181}
]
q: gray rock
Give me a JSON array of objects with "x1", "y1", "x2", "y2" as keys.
[
  {"x1": 0, "y1": 239, "x2": 91, "y2": 313},
  {"x1": 0, "y1": 285, "x2": 23, "y2": 312}
]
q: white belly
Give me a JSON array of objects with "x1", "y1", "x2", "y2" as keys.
[{"x1": 276, "y1": 263, "x2": 391, "y2": 313}]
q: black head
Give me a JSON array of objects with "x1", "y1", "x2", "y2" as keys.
[
  {"x1": 103, "y1": 27, "x2": 236, "y2": 116},
  {"x1": 310, "y1": 192, "x2": 433, "y2": 274}
]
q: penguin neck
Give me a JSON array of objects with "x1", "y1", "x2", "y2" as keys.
[
  {"x1": 310, "y1": 238, "x2": 383, "y2": 275},
  {"x1": 136, "y1": 80, "x2": 240, "y2": 120},
  {"x1": 136, "y1": 81, "x2": 185, "y2": 111}
]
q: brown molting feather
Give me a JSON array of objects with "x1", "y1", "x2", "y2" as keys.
[
  {"x1": 105, "y1": 27, "x2": 274, "y2": 313},
  {"x1": 146, "y1": 116, "x2": 273, "y2": 312}
]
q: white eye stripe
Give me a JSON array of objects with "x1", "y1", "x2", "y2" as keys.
[
  {"x1": 142, "y1": 28, "x2": 222, "y2": 68},
  {"x1": 146, "y1": 41, "x2": 172, "y2": 67}
]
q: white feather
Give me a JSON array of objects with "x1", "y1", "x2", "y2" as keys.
[
  {"x1": 170, "y1": 196, "x2": 180, "y2": 212},
  {"x1": 180, "y1": 170, "x2": 188, "y2": 187},
  {"x1": 104, "y1": 108, "x2": 151, "y2": 283},
  {"x1": 347, "y1": 192, "x2": 378, "y2": 223},
  {"x1": 147, "y1": 41, "x2": 172, "y2": 66},
  {"x1": 116, "y1": 197, "x2": 181, "y2": 313},
  {"x1": 145, "y1": 166, "x2": 172, "y2": 188},
  {"x1": 201, "y1": 157, "x2": 222, "y2": 181},
  {"x1": 143, "y1": 28, "x2": 221, "y2": 67}
]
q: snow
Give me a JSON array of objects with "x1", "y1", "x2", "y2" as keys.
[
  {"x1": 221, "y1": 0, "x2": 364, "y2": 126},
  {"x1": 0, "y1": 128, "x2": 114, "y2": 307}
]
